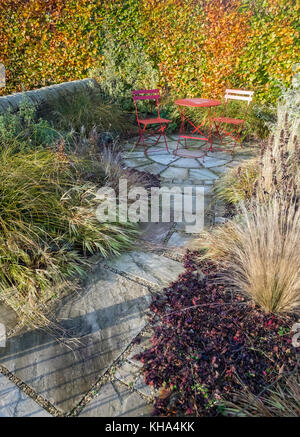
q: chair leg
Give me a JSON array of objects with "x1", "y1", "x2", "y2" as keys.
[
  {"x1": 210, "y1": 120, "x2": 245, "y2": 154},
  {"x1": 214, "y1": 121, "x2": 223, "y2": 145},
  {"x1": 237, "y1": 128, "x2": 242, "y2": 148},
  {"x1": 153, "y1": 131, "x2": 162, "y2": 146},
  {"x1": 231, "y1": 129, "x2": 242, "y2": 153},
  {"x1": 139, "y1": 125, "x2": 149, "y2": 153},
  {"x1": 161, "y1": 124, "x2": 169, "y2": 153},
  {"x1": 136, "y1": 123, "x2": 170, "y2": 153},
  {"x1": 136, "y1": 124, "x2": 146, "y2": 148},
  {"x1": 136, "y1": 133, "x2": 142, "y2": 148},
  {"x1": 182, "y1": 120, "x2": 187, "y2": 148}
]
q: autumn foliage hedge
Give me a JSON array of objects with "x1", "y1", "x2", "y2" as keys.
[{"x1": 0, "y1": 0, "x2": 299, "y2": 104}]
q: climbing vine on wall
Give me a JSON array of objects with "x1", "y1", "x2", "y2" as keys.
[
  {"x1": 0, "y1": 0, "x2": 298, "y2": 103},
  {"x1": 0, "y1": 0, "x2": 104, "y2": 94}
]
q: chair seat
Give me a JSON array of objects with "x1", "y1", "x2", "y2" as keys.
[
  {"x1": 214, "y1": 117, "x2": 245, "y2": 125},
  {"x1": 139, "y1": 117, "x2": 171, "y2": 125}
]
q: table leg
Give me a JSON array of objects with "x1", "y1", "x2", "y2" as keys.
[
  {"x1": 175, "y1": 107, "x2": 182, "y2": 155},
  {"x1": 180, "y1": 107, "x2": 187, "y2": 148},
  {"x1": 176, "y1": 106, "x2": 187, "y2": 153},
  {"x1": 175, "y1": 104, "x2": 211, "y2": 161},
  {"x1": 208, "y1": 108, "x2": 213, "y2": 152}
]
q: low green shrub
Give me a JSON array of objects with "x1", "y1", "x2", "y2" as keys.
[
  {"x1": 92, "y1": 34, "x2": 159, "y2": 112},
  {"x1": 0, "y1": 99, "x2": 59, "y2": 150}
]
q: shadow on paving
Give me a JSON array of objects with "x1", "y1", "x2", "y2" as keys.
[{"x1": 0, "y1": 264, "x2": 151, "y2": 414}]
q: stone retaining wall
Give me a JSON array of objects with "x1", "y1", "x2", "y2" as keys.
[{"x1": 0, "y1": 78, "x2": 100, "y2": 116}]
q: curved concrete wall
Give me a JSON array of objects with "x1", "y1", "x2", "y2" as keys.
[{"x1": 0, "y1": 78, "x2": 100, "y2": 115}]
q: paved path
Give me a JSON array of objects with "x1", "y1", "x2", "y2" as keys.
[{"x1": 0, "y1": 135, "x2": 256, "y2": 417}]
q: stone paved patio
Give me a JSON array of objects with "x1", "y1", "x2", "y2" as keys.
[
  {"x1": 122, "y1": 135, "x2": 257, "y2": 253},
  {"x1": 0, "y1": 134, "x2": 257, "y2": 417}
]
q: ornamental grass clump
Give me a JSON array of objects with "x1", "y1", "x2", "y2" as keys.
[
  {"x1": 223, "y1": 374, "x2": 300, "y2": 417},
  {"x1": 197, "y1": 87, "x2": 300, "y2": 315},
  {"x1": 213, "y1": 119, "x2": 300, "y2": 207},
  {"x1": 213, "y1": 158, "x2": 258, "y2": 205},
  {"x1": 214, "y1": 82, "x2": 300, "y2": 208},
  {"x1": 196, "y1": 198, "x2": 300, "y2": 314},
  {"x1": 0, "y1": 146, "x2": 137, "y2": 329},
  {"x1": 48, "y1": 88, "x2": 131, "y2": 137}
]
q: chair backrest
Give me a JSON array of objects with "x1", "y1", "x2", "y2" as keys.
[
  {"x1": 225, "y1": 89, "x2": 254, "y2": 105},
  {"x1": 132, "y1": 89, "x2": 161, "y2": 121},
  {"x1": 223, "y1": 89, "x2": 254, "y2": 120},
  {"x1": 132, "y1": 89, "x2": 160, "y2": 101}
]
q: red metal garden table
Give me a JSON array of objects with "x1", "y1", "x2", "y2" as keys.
[{"x1": 174, "y1": 98, "x2": 221, "y2": 158}]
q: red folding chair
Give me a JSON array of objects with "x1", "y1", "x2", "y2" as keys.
[
  {"x1": 132, "y1": 89, "x2": 171, "y2": 153},
  {"x1": 212, "y1": 89, "x2": 254, "y2": 153}
]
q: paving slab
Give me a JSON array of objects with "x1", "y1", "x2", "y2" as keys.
[
  {"x1": 139, "y1": 221, "x2": 174, "y2": 244},
  {"x1": 174, "y1": 192, "x2": 214, "y2": 230},
  {"x1": 0, "y1": 373, "x2": 51, "y2": 417},
  {"x1": 206, "y1": 151, "x2": 233, "y2": 160},
  {"x1": 174, "y1": 148, "x2": 206, "y2": 159},
  {"x1": 0, "y1": 303, "x2": 18, "y2": 334},
  {"x1": 189, "y1": 168, "x2": 218, "y2": 181},
  {"x1": 214, "y1": 201, "x2": 226, "y2": 217},
  {"x1": 105, "y1": 251, "x2": 184, "y2": 288},
  {"x1": 123, "y1": 151, "x2": 146, "y2": 159},
  {"x1": 166, "y1": 232, "x2": 195, "y2": 248},
  {"x1": 0, "y1": 265, "x2": 151, "y2": 413},
  {"x1": 173, "y1": 158, "x2": 201, "y2": 168},
  {"x1": 0, "y1": 324, "x2": 5, "y2": 348},
  {"x1": 146, "y1": 146, "x2": 169, "y2": 155},
  {"x1": 160, "y1": 166, "x2": 189, "y2": 180},
  {"x1": 164, "y1": 140, "x2": 179, "y2": 151},
  {"x1": 241, "y1": 152, "x2": 257, "y2": 159},
  {"x1": 150, "y1": 154, "x2": 180, "y2": 165},
  {"x1": 115, "y1": 361, "x2": 140, "y2": 386},
  {"x1": 162, "y1": 182, "x2": 213, "y2": 196},
  {"x1": 137, "y1": 162, "x2": 165, "y2": 175},
  {"x1": 122, "y1": 142, "x2": 141, "y2": 151},
  {"x1": 124, "y1": 158, "x2": 151, "y2": 168},
  {"x1": 79, "y1": 380, "x2": 152, "y2": 417},
  {"x1": 211, "y1": 165, "x2": 229, "y2": 174},
  {"x1": 134, "y1": 374, "x2": 154, "y2": 398},
  {"x1": 114, "y1": 357, "x2": 156, "y2": 400},
  {"x1": 226, "y1": 160, "x2": 242, "y2": 168},
  {"x1": 214, "y1": 216, "x2": 228, "y2": 224},
  {"x1": 174, "y1": 220, "x2": 202, "y2": 233},
  {"x1": 127, "y1": 332, "x2": 152, "y2": 368},
  {"x1": 202, "y1": 157, "x2": 229, "y2": 168}
]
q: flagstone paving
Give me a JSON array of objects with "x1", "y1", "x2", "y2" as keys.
[
  {"x1": 0, "y1": 134, "x2": 257, "y2": 417},
  {"x1": 79, "y1": 380, "x2": 152, "y2": 417},
  {"x1": 0, "y1": 373, "x2": 51, "y2": 417},
  {"x1": 138, "y1": 162, "x2": 165, "y2": 175}
]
